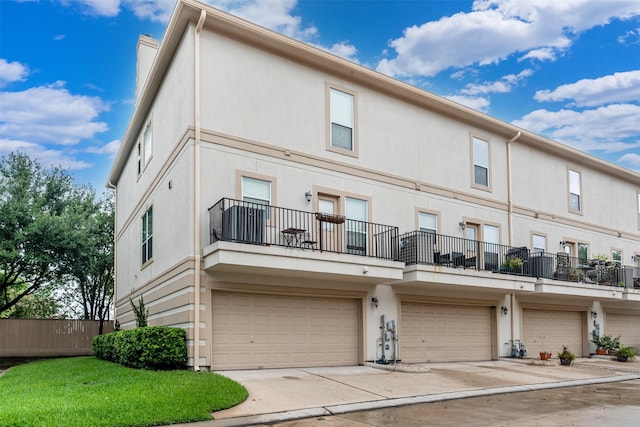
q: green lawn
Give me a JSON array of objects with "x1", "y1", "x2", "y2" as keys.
[{"x1": 0, "y1": 357, "x2": 248, "y2": 427}]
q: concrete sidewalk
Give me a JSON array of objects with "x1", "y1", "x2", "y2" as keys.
[{"x1": 179, "y1": 357, "x2": 640, "y2": 427}]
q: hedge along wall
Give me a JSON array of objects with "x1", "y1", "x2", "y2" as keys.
[{"x1": 93, "y1": 326, "x2": 187, "y2": 370}]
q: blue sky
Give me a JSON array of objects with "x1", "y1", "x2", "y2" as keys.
[{"x1": 1, "y1": 0, "x2": 640, "y2": 190}]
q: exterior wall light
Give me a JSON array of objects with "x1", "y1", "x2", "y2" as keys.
[
  {"x1": 632, "y1": 255, "x2": 638, "y2": 262},
  {"x1": 591, "y1": 311, "x2": 597, "y2": 319},
  {"x1": 305, "y1": 190, "x2": 312, "y2": 202},
  {"x1": 371, "y1": 297, "x2": 379, "y2": 308},
  {"x1": 459, "y1": 222, "x2": 466, "y2": 230},
  {"x1": 501, "y1": 306, "x2": 508, "y2": 316}
]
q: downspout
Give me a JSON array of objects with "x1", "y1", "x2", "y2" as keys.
[
  {"x1": 506, "y1": 131, "x2": 521, "y2": 247},
  {"x1": 193, "y1": 9, "x2": 207, "y2": 372},
  {"x1": 107, "y1": 181, "x2": 117, "y2": 325},
  {"x1": 506, "y1": 131, "x2": 520, "y2": 346}
]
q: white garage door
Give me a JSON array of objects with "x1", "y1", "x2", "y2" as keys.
[
  {"x1": 212, "y1": 292, "x2": 359, "y2": 370},
  {"x1": 400, "y1": 302, "x2": 492, "y2": 363},
  {"x1": 522, "y1": 309, "x2": 583, "y2": 357},
  {"x1": 606, "y1": 313, "x2": 640, "y2": 351}
]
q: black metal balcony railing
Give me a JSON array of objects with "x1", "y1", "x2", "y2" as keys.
[
  {"x1": 398, "y1": 230, "x2": 640, "y2": 289},
  {"x1": 208, "y1": 198, "x2": 399, "y2": 260}
]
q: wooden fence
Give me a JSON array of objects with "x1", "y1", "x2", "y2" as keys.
[{"x1": 0, "y1": 319, "x2": 114, "y2": 358}]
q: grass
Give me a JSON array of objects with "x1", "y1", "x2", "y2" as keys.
[{"x1": 0, "y1": 357, "x2": 248, "y2": 427}]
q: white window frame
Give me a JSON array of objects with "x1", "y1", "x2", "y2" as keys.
[
  {"x1": 326, "y1": 83, "x2": 358, "y2": 157},
  {"x1": 418, "y1": 212, "x2": 437, "y2": 234},
  {"x1": 471, "y1": 136, "x2": 491, "y2": 190},
  {"x1": 143, "y1": 120, "x2": 153, "y2": 167},
  {"x1": 345, "y1": 197, "x2": 368, "y2": 255},
  {"x1": 568, "y1": 168, "x2": 582, "y2": 213},
  {"x1": 532, "y1": 234, "x2": 546, "y2": 253},
  {"x1": 141, "y1": 206, "x2": 153, "y2": 266}
]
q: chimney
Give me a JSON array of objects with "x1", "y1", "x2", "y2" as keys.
[{"x1": 136, "y1": 34, "x2": 159, "y2": 104}]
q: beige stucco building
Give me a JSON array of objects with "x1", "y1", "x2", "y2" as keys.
[{"x1": 108, "y1": 0, "x2": 640, "y2": 371}]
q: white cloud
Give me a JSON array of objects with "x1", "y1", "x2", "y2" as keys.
[
  {"x1": 309, "y1": 41, "x2": 359, "y2": 63},
  {"x1": 534, "y1": 70, "x2": 640, "y2": 107},
  {"x1": 512, "y1": 104, "x2": 640, "y2": 152},
  {"x1": 0, "y1": 138, "x2": 93, "y2": 170},
  {"x1": 617, "y1": 28, "x2": 640, "y2": 44},
  {"x1": 461, "y1": 69, "x2": 533, "y2": 95},
  {"x1": 86, "y1": 139, "x2": 121, "y2": 156},
  {"x1": 618, "y1": 152, "x2": 640, "y2": 166},
  {"x1": 0, "y1": 59, "x2": 29, "y2": 87},
  {"x1": 0, "y1": 81, "x2": 109, "y2": 145},
  {"x1": 377, "y1": 0, "x2": 640, "y2": 78},
  {"x1": 54, "y1": 34, "x2": 66, "y2": 41},
  {"x1": 60, "y1": 0, "x2": 121, "y2": 17},
  {"x1": 445, "y1": 95, "x2": 490, "y2": 112}
]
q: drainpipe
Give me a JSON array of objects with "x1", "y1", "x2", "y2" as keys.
[
  {"x1": 506, "y1": 131, "x2": 520, "y2": 347},
  {"x1": 107, "y1": 181, "x2": 118, "y2": 324},
  {"x1": 506, "y1": 131, "x2": 521, "y2": 247},
  {"x1": 193, "y1": 9, "x2": 207, "y2": 372}
]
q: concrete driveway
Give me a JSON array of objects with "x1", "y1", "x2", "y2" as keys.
[{"x1": 193, "y1": 357, "x2": 640, "y2": 427}]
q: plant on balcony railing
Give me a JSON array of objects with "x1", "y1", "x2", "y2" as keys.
[{"x1": 500, "y1": 256, "x2": 523, "y2": 274}]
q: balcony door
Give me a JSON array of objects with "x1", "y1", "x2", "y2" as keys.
[{"x1": 345, "y1": 197, "x2": 368, "y2": 255}]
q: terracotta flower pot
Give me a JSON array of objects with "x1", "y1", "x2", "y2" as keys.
[
  {"x1": 595, "y1": 349, "x2": 606, "y2": 355},
  {"x1": 540, "y1": 352, "x2": 552, "y2": 360}
]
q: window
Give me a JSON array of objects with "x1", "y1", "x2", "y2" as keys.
[
  {"x1": 612, "y1": 249, "x2": 622, "y2": 266},
  {"x1": 141, "y1": 207, "x2": 153, "y2": 265},
  {"x1": 569, "y1": 169, "x2": 581, "y2": 212},
  {"x1": 472, "y1": 137, "x2": 490, "y2": 188},
  {"x1": 242, "y1": 176, "x2": 271, "y2": 219},
  {"x1": 578, "y1": 243, "x2": 589, "y2": 265},
  {"x1": 419, "y1": 212, "x2": 437, "y2": 234},
  {"x1": 532, "y1": 234, "x2": 546, "y2": 253},
  {"x1": 345, "y1": 197, "x2": 367, "y2": 255},
  {"x1": 329, "y1": 87, "x2": 355, "y2": 152},
  {"x1": 143, "y1": 121, "x2": 153, "y2": 165},
  {"x1": 318, "y1": 196, "x2": 337, "y2": 231},
  {"x1": 136, "y1": 142, "x2": 141, "y2": 176}
]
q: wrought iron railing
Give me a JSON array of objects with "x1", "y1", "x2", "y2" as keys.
[
  {"x1": 208, "y1": 198, "x2": 399, "y2": 260},
  {"x1": 397, "y1": 230, "x2": 640, "y2": 288}
]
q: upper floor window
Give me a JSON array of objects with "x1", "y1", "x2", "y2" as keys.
[
  {"x1": 143, "y1": 121, "x2": 153, "y2": 166},
  {"x1": 419, "y1": 212, "x2": 437, "y2": 234},
  {"x1": 328, "y1": 85, "x2": 357, "y2": 155},
  {"x1": 532, "y1": 234, "x2": 546, "y2": 253},
  {"x1": 242, "y1": 176, "x2": 271, "y2": 205},
  {"x1": 568, "y1": 169, "x2": 581, "y2": 213},
  {"x1": 318, "y1": 196, "x2": 337, "y2": 231},
  {"x1": 345, "y1": 197, "x2": 367, "y2": 255},
  {"x1": 578, "y1": 242, "x2": 589, "y2": 265},
  {"x1": 612, "y1": 249, "x2": 622, "y2": 266},
  {"x1": 136, "y1": 141, "x2": 141, "y2": 176},
  {"x1": 141, "y1": 207, "x2": 153, "y2": 265},
  {"x1": 472, "y1": 136, "x2": 490, "y2": 189}
]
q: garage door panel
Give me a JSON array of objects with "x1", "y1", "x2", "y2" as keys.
[
  {"x1": 523, "y1": 309, "x2": 583, "y2": 357},
  {"x1": 606, "y1": 313, "x2": 640, "y2": 351},
  {"x1": 212, "y1": 292, "x2": 359, "y2": 370},
  {"x1": 401, "y1": 302, "x2": 492, "y2": 363}
]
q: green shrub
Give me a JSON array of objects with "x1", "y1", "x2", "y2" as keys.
[{"x1": 93, "y1": 327, "x2": 187, "y2": 370}]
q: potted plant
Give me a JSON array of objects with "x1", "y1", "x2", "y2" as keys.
[
  {"x1": 616, "y1": 345, "x2": 636, "y2": 362},
  {"x1": 591, "y1": 333, "x2": 607, "y2": 355},
  {"x1": 602, "y1": 335, "x2": 621, "y2": 355},
  {"x1": 557, "y1": 345, "x2": 575, "y2": 366},
  {"x1": 501, "y1": 256, "x2": 523, "y2": 274},
  {"x1": 538, "y1": 336, "x2": 552, "y2": 360}
]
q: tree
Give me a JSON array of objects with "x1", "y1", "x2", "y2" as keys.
[
  {"x1": 0, "y1": 153, "x2": 94, "y2": 315},
  {"x1": 59, "y1": 193, "x2": 115, "y2": 332}
]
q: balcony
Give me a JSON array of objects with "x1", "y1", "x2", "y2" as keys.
[
  {"x1": 397, "y1": 230, "x2": 640, "y2": 290},
  {"x1": 203, "y1": 198, "x2": 403, "y2": 284}
]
